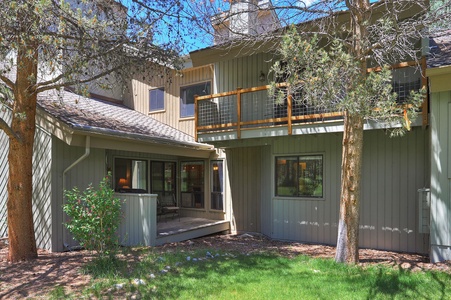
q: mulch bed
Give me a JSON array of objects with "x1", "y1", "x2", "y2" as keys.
[{"x1": 1, "y1": 233, "x2": 450, "y2": 298}]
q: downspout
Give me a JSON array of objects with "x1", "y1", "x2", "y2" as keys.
[
  {"x1": 62, "y1": 135, "x2": 90, "y2": 249},
  {"x1": 63, "y1": 135, "x2": 91, "y2": 190}
]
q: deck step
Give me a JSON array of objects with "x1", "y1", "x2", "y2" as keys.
[{"x1": 156, "y1": 219, "x2": 230, "y2": 245}]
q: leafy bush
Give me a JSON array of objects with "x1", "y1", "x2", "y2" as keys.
[{"x1": 63, "y1": 174, "x2": 123, "y2": 256}]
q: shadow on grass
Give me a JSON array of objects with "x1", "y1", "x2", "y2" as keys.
[
  {"x1": 81, "y1": 248, "x2": 451, "y2": 300},
  {"x1": 364, "y1": 265, "x2": 451, "y2": 300}
]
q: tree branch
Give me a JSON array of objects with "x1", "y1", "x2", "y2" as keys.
[{"x1": 0, "y1": 116, "x2": 21, "y2": 143}]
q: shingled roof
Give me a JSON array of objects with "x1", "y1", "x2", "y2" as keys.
[
  {"x1": 37, "y1": 89, "x2": 212, "y2": 150},
  {"x1": 428, "y1": 32, "x2": 451, "y2": 68}
]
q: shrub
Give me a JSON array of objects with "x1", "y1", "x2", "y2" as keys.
[{"x1": 63, "y1": 173, "x2": 123, "y2": 256}]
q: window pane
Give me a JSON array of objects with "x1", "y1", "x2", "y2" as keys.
[
  {"x1": 180, "y1": 82, "x2": 211, "y2": 118},
  {"x1": 115, "y1": 158, "x2": 148, "y2": 193},
  {"x1": 211, "y1": 161, "x2": 224, "y2": 210},
  {"x1": 151, "y1": 161, "x2": 176, "y2": 198},
  {"x1": 151, "y1": 162, "x2": 164, "y2": 192},
  {"x1": 275, "y1": 157, "x2": 298, "y2": 196},
  {"x1": 164, "y1": 162, "x2": 176, "y2": 193},
  {"x1": 275, "y1": 155, "x2": 323, "y2": 198},
  {"x1": 149, "y1": 87, "x2": 164, "y2": 111},
  {"x1": 181, "y1": 162, "x2": 204, "y2": 208},
  {"x1": 298, "y1": 155, "x2": 323, "y2": 198}
]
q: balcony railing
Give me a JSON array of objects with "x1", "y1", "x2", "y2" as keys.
[{"x1": 195, "y1": 57, "x2": 427, "y2": 140}]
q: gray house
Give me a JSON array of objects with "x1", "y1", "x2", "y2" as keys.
[{"x1": 2, "y1": 1, "x2": 451, "y2": 264}]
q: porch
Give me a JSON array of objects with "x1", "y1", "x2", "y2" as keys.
[
  {"x1": 117, "y1": 193, "x2": 229, "y2": 247},
  {"x1": 195, "y1": 58, "x2": 428, "y2": 143}
]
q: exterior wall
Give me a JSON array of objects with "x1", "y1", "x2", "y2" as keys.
[
  {"x1": 430, "y1": 90, "x2": 451, "y2": 262},
  {"x1": 215, "y1": 52, "x2": 275, "y2": 93},
  {"x1": 226, "y1": 146, "x2": 264, "y2": 233},
  {"x1": 32, "y1": 126, "x2": 53, "y2": 250},
  {"x1": 0, "y1": 108, "x2": 11, "y2": 238},
  {"x1": 51, "y1": 137, "x2": 106, "y2": 251},
  {"x1": 224, "y1": 128, "x2": 429, "y2": 254},
  {"x1": 125, "y1": 65, "x2": 213, "y2": 136}
]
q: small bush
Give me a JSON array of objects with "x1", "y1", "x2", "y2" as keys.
[{"x1": 63, "y1": 173, "x2": 123, "y2": 257}]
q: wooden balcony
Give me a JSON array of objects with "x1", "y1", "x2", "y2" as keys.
[{"x1": 195, "y1": 58, "x2": 428, "y2": 142}]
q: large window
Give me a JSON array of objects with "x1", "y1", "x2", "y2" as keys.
[
  {"x1": 115, "y1": 158, "x2": 148, "y2": 193},
  {"x1": 149, "y1": 87, "x2": 165, "y2": 112},
  {"x1": 180, "y1": 82, "x2": 211, "y2": 118},
  {"x1": 151, "y1": 161, "x2": 176, "y2": 198},
  {"x1": 211, "y1": 161, "x2": 224, "y2": 210},
  {"x1": 181, "y1": 162, "x2": 204, "y2": 208},
  {"x1": 275, "y1": 155, "x2": 323, "y2": 198}
]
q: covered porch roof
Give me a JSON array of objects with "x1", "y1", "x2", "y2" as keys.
[{"x1": 36, "y1": 88, "x2": 214, "y2": 158}]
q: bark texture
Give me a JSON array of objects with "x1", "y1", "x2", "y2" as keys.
[
  {"x1": 335, "y1": 113, "x2": 364, "y2": 263},
  {"x1": 7, "y1": 10, "x2": 39, "y2": 262}
]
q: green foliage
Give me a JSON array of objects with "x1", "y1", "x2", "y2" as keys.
[
  {"x1": 270, "y1": 26, "x2": 424, "y2": 137},
  {"x1": 64, "y1": 247, "x2": 451, "y2": 299},
  {"x1": 63, "y1": 174, "x2": 123, "y2": 257}
]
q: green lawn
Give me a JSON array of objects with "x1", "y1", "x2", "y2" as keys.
[{"x1": 51, "y1": 249, "x2": 451, "y2": 299}]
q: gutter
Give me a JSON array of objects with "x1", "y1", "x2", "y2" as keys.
[{"x1": 69, "y1": 124, "x2": 214, "y2": 151}]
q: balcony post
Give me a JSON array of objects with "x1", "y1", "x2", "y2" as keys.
[
  {"x1": 237, "y1": 87, "x2": 242, "y2": 139},
  {"x1": 287, "y1": 91, "x2": 293, "y2": 135},
  {"x1": 194, "y1": 94, "x2": 199, "y2": 141}
]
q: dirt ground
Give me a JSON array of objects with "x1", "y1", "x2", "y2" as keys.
[{"x1": 1, "y1": 233, "x2": 451, "y2": 299}]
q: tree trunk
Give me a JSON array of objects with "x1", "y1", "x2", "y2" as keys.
[
  {"x1": 335, "y1": 113, "x2": 364, "y2": 264},
  {"x1": 7, "y1": 35, "x2": 39, "y2": 262},
  {"x1": 334, "y1": 0, "x2": 369, "y2": 265}
]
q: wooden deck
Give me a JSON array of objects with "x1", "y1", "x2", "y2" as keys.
[{"x1": 156, "y1": 217, "x2": 230, "y2": 246}]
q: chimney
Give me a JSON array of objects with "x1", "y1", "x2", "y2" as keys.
[{"x1": 212, "y1": 0, "x2": 280, "y2": 44}]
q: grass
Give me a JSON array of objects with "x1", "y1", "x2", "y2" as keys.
[{"x1": 50, "y1": 248, "x2": 451, "y2": 300}]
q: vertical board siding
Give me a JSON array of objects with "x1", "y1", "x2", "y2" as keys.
[
  {"x1": 227, "y1": 146, "x2": 262, "y2": 233},
  {"x1": 260, "y1": 145, "x2": 272, "y2": 236},
  {"x1": 51, "y1": 137, "x2": 106, "y2": 251},
  {"x1": 126, "y1": 65, "x2": 213, "y2": 137},
  {"x1": 0, "y1": 108, "x2": 11, "y2": 238},
  {"x1": 430, "y1": 91, "x2": 451, "y2": 262},
  {"x1": 117, "y1": 193, "x2": 157, "y2": 247},
  {"x1": 32, "y1": 127, "x2": 53, "y2": 250}
]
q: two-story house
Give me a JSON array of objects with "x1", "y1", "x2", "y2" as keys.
[{"x1": 2, "y1": 0, "x2": 451, "y2": 263}]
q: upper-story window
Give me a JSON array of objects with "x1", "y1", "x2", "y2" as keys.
[
  {"x1": 149, "y1": 87, "x2": 165, "y2": 112},
  {"x1": 180, "y1": 82, "x2": 211, "y2": 118}
]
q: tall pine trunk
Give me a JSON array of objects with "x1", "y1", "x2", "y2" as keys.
[
  {"x1": 7, "y1": 13, "x2": 39, "y2": 261},
  {"x1": 335, "y1": 113, "x2": 364, "y2": 263},
  {"x1": 335, "y1": 0, "x2": 369, "y2": 264}
]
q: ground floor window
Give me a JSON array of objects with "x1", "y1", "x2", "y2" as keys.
[
  {"x1": 211, "y1": 161, "x2": 224, "y2": 210},
  {"x1": 181, "y1": 161, "x2": 204, "y2": 208},
  {"x1": 275, "y1": 155, "x2": 323, "y2": 198},
  {"x1": 114, "y1": 158, "x2": 148, "y2": 193}
]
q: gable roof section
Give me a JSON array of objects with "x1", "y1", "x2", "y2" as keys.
[{"x1": 37, "y1": 89, "x2": 212, "y2": 151}]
